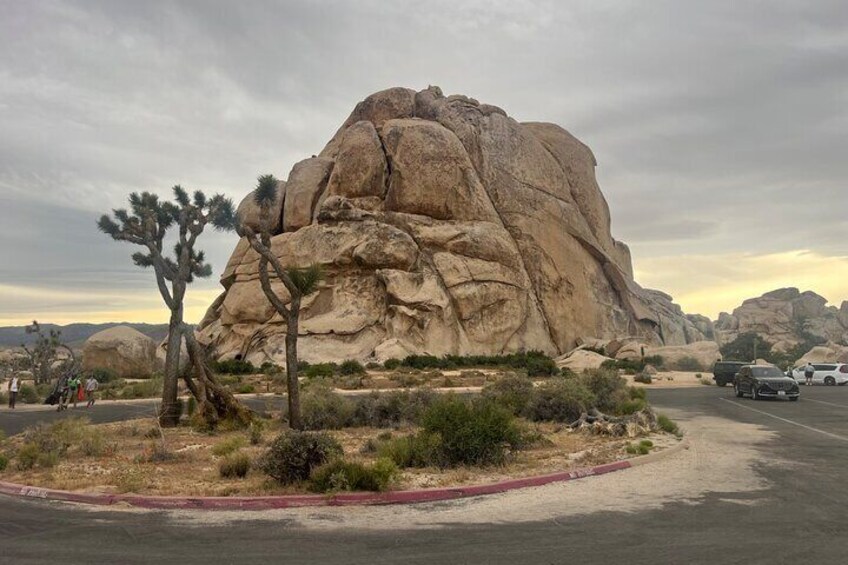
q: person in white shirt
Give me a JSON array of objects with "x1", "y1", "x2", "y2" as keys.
[
  {"x1": 7, "y1": 375, "x2": 19, "y2": 409},
  {"x1": 84, "y1": 375, "x2": 99, "y2": 408}
]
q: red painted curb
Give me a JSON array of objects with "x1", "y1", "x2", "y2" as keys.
[{"x1": 0, "y1": 459, "x2": 632, "y2": 511}]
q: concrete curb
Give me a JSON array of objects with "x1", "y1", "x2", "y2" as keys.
[{"x1": 0, "y1": 438, "x2": 689, "y2": 511}]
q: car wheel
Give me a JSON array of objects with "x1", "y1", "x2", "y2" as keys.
[
  {"x1": 751, "y1": 385, "x2": 758, "y2": 400},
  {"x1": 790, "y1": 396, "x2": 799, "y2": 402},
  {"x1": 717, "y1": 380, "x2": 727, "y2": 387},
  {"x1": 825, "y1": 377, "x2": 836, "y2": 386},
  {"x1": 735, "y1": 383, "x2": 744, "y2": 398}
]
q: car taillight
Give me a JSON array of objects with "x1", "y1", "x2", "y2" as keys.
[{"x1": 840, "y1": 365, "x2": 848, "y2": 374}]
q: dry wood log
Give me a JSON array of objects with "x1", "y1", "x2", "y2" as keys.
[{"x1": 569, "y1": 407, "x2": 659, "y2": 438}]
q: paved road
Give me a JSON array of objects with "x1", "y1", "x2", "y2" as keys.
[{"x1": 2, "y1": 386, "x2": 848, "y2": 564}]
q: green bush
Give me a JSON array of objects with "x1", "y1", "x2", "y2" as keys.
[
  {"x1": 309, "y1": 457, "x2": 398, "y2": 493},
  {"x1": 0, "y1": 453, "x2": 7, "y2": 472},
  {"x1": 211, "y1": 359, "x2": 257, "y2": 375},
  {"x1": 377, "y1": 432, "x2": 444, "y2": 468},
  {"x1": 15, "y1": 443, "x2": 43, "y2": 470},
  {"x1": 482, "y1": 374, "x2": 534, "y2": 415},
  {"x1": 300, "y1": 386, "x2": 355, "y2": 430},
  {"x1": 657, "y1": 414, "x2": 680, "y2": 435},
  {"x1": 579, "y1": 369, "x2": 629, "y2": 413},
  {"x1": 18, "y1": 384, "x2": 39, "y2": 404},
  {"x1": 420, "y1": 396, "x2": 521, "y2": 467},
  {"x1": 248, "y1": 419, "x2": 266, "y2": 445},
  {"x1": 186, "y1": 395, "x2": 197, "y2": 417},
  {"x1": 211, "y1": 436, "x2": 247, "y2": 457},
  {"x1": 634, "y1": 373, "x2": 652, "y2": 384},
  {"x1": 88, "y1": 368, "x2": 119, "y2": 383},
  {"x1": 383, "y1": 358, "x2": 401, "y2": 370},
  {"x1": 524, "y1": 355, "x2": 559, "y2": 377},
  {"x1": 526, "y1": 379, "x2": 596, "y2": 423},
  {"x1": 119, "y1": 377, "x2": 163, "y2": 399},
  {"x1": 673, "y1": 356, "x2": 704, "y2": 372},
  {"x1": 236, "y1": 383, "x2": 256, "y2": 394},
  {"x1": 339, "y1": 360, "x2": 366, "y2": 376},
  {"x1": 351, "y1": 389, "x2": 436, "y2": 428},
  {"x1": 219, "y1": 452, "x2": 251, "y2": 479},
  {"x1": 398, "y1": 351, "x2": 559, "y2": 376},
  {"x1": 258, "y1": 431, "x2": 343, "y2": 485},
  {"x1": 618, "y1": 398, "x2": 648, "y2": 415},
  {"x1": 304, "y1": 363, "x2": 337, "y2": 379}
]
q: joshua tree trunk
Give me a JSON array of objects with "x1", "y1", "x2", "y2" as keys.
[
  {"x1": 285, "y1": 298, "x2": 302, "y2": 430},
  {"x1": 160, "y1": 306, "x2": 184, "y2": 426}
]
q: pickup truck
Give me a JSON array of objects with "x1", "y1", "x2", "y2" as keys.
[{"x1": 712, "y1": 361, "x2": 746, "y2": 387}]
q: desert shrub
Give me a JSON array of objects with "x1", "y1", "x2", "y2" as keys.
[
  {"x1": 18, "y1": 384, "x2": 39, "y2": 404},
  {"x1": 618, "y1": 398, "x2": 648, "y2": 415},
  {"x1": 526, "y1": 379, "x2": 596, "y2": 423},
  {"x1": 633, "y1": 373, "x2": 653, "y2": 384},
  {"x1": 258, "y1": 431, "x2": 343, "y2": 485},
  {"x1": 304, "y1": 363, "x2": 337, "y2": 379},
  {"x1": 673, "y1": 356, "x2": 704, "y2": 372},
  {"x1": 211, "y1": 359, "x2": 256, "y2": 375},
  {"x1": 135, "y1": 441, "x2": 175, "y2": 463},
  {"x1": 339, "y1": 359, "x2": 366, "y2": 376},
  {"x1": 365, "y1": 362, "x2": 381, "y2": 370},
  {"x1": 420, "y1": 396, "x2": 521, "y2": 467},
  {"x1": 383, "y1": 358, "x2": 401, "y2": 370},
  {"x1": 300, "y1": 386, "x2": 355, "y2": 430},
  {"x1": 524, "y1": 355, "x2": 559, "y2": 377},
  {"x1": 212, "y1": 436, "x2": 247, "y2": 457},
  {"x1": 625, "y1": 439, "x2": 655, "y2": 456},
  {"x1": 219, "y1": 452, "x2": 251, "y2": 479},
  {"x1": 79, "y1": 430, "x2": 105, "y2": 457},
  {"x1": 236, "y1": 383, "x2": 256, "y2": 394},
  {"x1": 186, "y1": 395, "x2": 197, "y2": 417},
  {"x1": 377, "y1": 432, "x2": 444, "y2": 468},
  {"x1": 111, "y1": 465, "x2": 147, "y2": 493},
  {"x1": 119, "y1": 377, "x2": 163, "y2": 399},
  {"x1": 351, "y1": 389, "x2": 436, "y2": 428},
  {"x1": 15, "y1": 443, "x2": 40, "y2": 470},
  {"x1": 310, "y1": 457, "x2": 398, "y2": 493},
  {"x1": 657, "y1": 414, "x2": 680, "y2": 435},
  {"x1": 248, "y1": 419, "x2": 266, "y2": 445},
  {"x1": 88, "y1": 368, "x2": 119, "y2": 383},
  {"x1": 0, "y1": 453, "x2": 7, "y2": 472},
  {"x1": 579, "y1": 369, "x2": 629, "y2": 413},
  {"x1": 259, "y1": 362, "x2": 284, "y2": 375},
  {"x1": 482, "y1": 373, "x2": 534, "y2": 415},
  {"x1": 0, "y1": 391, "x2": 7, "y2": 405}
]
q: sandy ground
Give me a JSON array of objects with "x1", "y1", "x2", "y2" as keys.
[
  {"x1": 69, "y1": 407, "x2": 776, "y2": 531},
  {"x1": 624, "y1": 371, "x2": 713, "y2": 388}
]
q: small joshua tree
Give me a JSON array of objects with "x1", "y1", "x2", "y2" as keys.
[
  {"x1": 98, "y1": 187, "x2": 250, "y2": 427},
  {"x1": 21, "y1": 320, "x2": 76, "y2": 385},
  {"x1": 240, "y1": 174, "x2": 322, "y2": 430}
]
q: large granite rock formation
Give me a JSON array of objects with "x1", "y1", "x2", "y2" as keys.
[
  {"x1": 715, "y1": 288, "x2": 848, "y2": 351},
  {"x1": 198, "y1": 86, "x2": 708, "y2": 363},
  {"x1": 82, "y1": 326, "x2": 160, "y2": 378}
]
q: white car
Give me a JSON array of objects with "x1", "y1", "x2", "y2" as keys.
[{"x1": 790, "y1": 363, "x2": 848, "y2": 386}]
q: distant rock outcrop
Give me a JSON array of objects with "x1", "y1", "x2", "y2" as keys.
[
  {"x1": 82, "y1": 326, "x2": 159, "y2": 378},
  {"x1": 198, "y1": 86, "x2": 708, "y2": 364},
  {"x1": 715, "y1": 288, "x2": 848, "y2": 352}
]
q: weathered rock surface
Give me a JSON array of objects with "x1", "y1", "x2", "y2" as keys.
[
  {"x1": 82, "y1": 326, "x2": 159, "y2": 378},
  {"x1": 715, "y1": 288, "x2": 848, "y2": 350},
  {"x1": 198, "y1": 86, "x2": 709, "y2": 363},
  {"x1": 556, "y1": 349, "x2": 612, "y2": 372},
  {"x1": 795, "y1": 343, "x2": 848, "y2": 365}
]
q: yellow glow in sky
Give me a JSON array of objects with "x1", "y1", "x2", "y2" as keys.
[{"x1": 634, "y1": 249, "x2": 848, "y2": 318}]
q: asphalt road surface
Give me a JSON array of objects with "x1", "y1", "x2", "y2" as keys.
[{"x1": 2, "y1": 386, "x2": 848, "y2": 564}]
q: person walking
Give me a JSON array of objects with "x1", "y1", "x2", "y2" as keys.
[
  {"x1": 67, "y1": 373, "x2": 81, "y2": 408},
  {"x1": 84, "y1": 375, "x2": 98, "y2": 408},
  {"x1": 804, "y1": 362, "x2": 815, "y2": 386},
  {"x1": 7, "y1": 375, "x2": 19, "y2": 409}
]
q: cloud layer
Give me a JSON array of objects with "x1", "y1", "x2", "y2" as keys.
[{"x1": 1, "y1": 1, "x2": 846, "y2": 324}]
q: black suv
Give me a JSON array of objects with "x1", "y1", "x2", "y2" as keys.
[
  {"x1": 735, "y1": 365, "x2": 800, "y2": 401},
  {"x1": 712, "y1": 361, "x2": 746, "y2": 387}
]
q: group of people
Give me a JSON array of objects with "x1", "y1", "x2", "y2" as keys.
[
  {"x1": 4, "y1": 372, "x2": 99, "y2": 410},
  {"x1": 55, "y1": 374, "x2": 99, "y2": 411}
]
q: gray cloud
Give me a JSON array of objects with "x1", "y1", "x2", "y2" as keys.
[{"x1": 1, "y1": 0, "x2": 846, "y2": 321}]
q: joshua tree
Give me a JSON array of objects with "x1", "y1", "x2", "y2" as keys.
[
  {"x1": 240, "y1": 174, "x2": 322, "y2": 430},
  {"x1": 98, "y1": 187, "x2": 250, "y2": 427},
  {"x1": 21, "y1": 321, "x2": 76, "y2": 385}
]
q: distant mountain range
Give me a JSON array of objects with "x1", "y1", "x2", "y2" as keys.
[{"x1": 0, "y1": 323, "x2": 171, "y2": 349}]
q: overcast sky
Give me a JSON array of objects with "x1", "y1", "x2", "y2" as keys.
[{"x1": 1, "y1": 0, "x2": 846, "y2": 325}]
